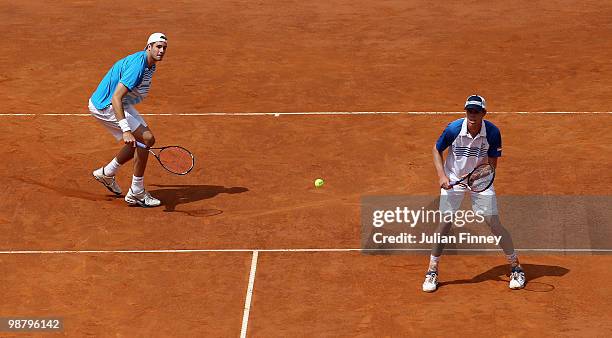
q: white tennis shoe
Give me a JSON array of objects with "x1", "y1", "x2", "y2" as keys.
[
  {"x1": 92, "y1": 168, "x2": 121, "y2": 195},
  {"x1": 422, "y1": 271, "x2": 438, "y2": 292},
  {"x1": 509, "y1": 267, "x2": 526, "y2": 289},
  {"x1": 125, "y1": 188, "x2": 161, "y2": 207}
]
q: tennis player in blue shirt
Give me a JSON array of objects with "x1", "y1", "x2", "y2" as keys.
[{"x1": 88, "y1": 33, "x2": 167, "y2": 207}]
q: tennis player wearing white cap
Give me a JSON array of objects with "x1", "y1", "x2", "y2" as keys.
[
  {"x1": 88, "y1": 33, "x2": 168, "y2": 207},
  {"x1": 422, "y1": 94, "x2": 526, "y2": 292}
]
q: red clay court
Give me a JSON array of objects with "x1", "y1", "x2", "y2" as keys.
[{"x1": 1, "y1": 1, "x2": 611, "y2": 336}]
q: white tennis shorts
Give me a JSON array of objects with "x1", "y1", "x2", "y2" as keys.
[
  {"x1": 439, "y1": 184, "x2": 498, "y2": 216},
  {"x1": 88, "y1": 99, "x2": 147, "y2": 140}
]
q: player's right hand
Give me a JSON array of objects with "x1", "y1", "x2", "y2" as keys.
[
  {"x1": 123, "y1": 131, "x2": 136, "y2": 146},
  {"x1": 439, "y1": 176, "x2": 451, "y2": 190}
]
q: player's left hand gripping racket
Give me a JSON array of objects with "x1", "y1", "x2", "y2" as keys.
[
  {"x1": 136, "y1": 141, "x2": 195, "y2": 175},
  {"x1": 449, "y1": 163, "x2": 495, "y2": 192}
]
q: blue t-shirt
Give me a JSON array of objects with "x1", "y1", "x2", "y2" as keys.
[{"x1": 90, "y1": 51, "x2": 153, "y2": 109}]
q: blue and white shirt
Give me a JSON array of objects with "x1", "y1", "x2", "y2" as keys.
[
  {"x1": 435, "y1": 118, "x2": 502, "y2": 182},
  {"x1": 90, "y1": 51, "x2": 156, "y2": 109}
]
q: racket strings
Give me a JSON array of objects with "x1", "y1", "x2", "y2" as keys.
[
  {"x1": 468, "y1": 165, "x2": 495, "y2": 191},
  {"x1": 158, "y1": 147, "x2": 194, "y2": 174}
]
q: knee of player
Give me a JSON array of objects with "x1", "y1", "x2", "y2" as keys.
[{"x1": 142, "y1": 133, "x2": 156, "y2": 147}]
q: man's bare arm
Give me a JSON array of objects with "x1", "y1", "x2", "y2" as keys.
[
  {"x1": 433, "y1": 144, "x2": 451, "y2": 189},
  {"x1": 111, "y1": 83, "x2": 136, "y2": 145},
  {"x1": 111, "y1": 83, "x2": 129, "y2": 121}
]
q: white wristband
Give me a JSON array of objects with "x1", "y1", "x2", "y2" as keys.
[{"x1": 118, "y1": 119, "x2": 131, "y2": 132}]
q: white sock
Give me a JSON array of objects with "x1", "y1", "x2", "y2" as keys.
[
  {"x1": 131, "y1": 176, "x2": 144, "y2": 194},
  {"x1": 103, "y1": 158, "x2": 122, "y2": 176},
  {"x1": 506, "y1": 252, "x2": 519, "y2": 267},
  {"x1": 428, "y1": 255, "x2": 440, "y2": 272}
]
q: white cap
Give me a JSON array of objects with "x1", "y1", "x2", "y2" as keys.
[
  {"x1": 146, "y1": 32, "x2": 167, "y2": 45},
  {"x1": 464, "y1": 94, "x2": 486, "y2": 111}
]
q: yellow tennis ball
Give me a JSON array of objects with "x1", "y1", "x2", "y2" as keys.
[{"x1": 314, "y1": 178, "x2": 325, "y2": 188}]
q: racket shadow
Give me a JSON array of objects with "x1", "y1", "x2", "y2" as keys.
[
  {"x1": 438, "y1": 263, "x2": 569, "y2": 290},
  {"x1": 149, "y1": 184, "x2": 248, "y2": 212}
]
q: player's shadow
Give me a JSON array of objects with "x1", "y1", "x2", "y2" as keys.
[
  {"x1": 149, "y1": 184, "x2": 248, "y2": 212},
  {"x1": 438, "y1": 263, "x2": 569, "y2": 289}
]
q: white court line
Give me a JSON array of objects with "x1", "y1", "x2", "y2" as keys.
[
  {"x1": 240, "y1": 250, "x2": 259, "y2": 338},
  {"x1": 0, "y1": 111, "x2": 612, "y2": 116},
  {"x1": 0, "y1": 248, "x2": 610, "y2": 254}
]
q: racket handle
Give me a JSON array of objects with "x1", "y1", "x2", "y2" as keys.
[
  {"x1": 135, "y1": 141, "x2": 148, "y2": 149},
  {"x1": 448, "y1": 181, "x2": 458, "y2": 187}
]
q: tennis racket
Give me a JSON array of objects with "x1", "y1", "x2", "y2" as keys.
[
  {"x1": 136, "y1": 141, "x2": 195, "y2": 175},
  {"x1": 449, "y1": 163, "x2": 495, "y2": 192}
]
